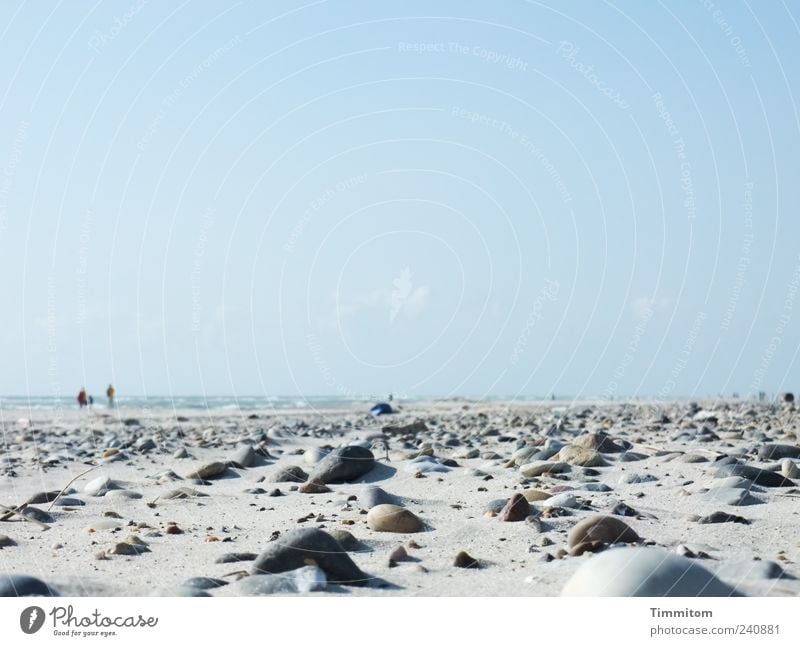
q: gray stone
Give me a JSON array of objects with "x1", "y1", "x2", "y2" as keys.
[
  {"x1": 104, "y1": 490, "x2": 143, "y2": 500},
  {"x1": 230, "y1": 445, "x2": 257, "y2": 468},
  {"x1": 715, "y1": 463, "x2": 794, "y2": 487},
  {"x1": 136, "y1": 437, "x2": 157, "y2": 452},
  {"x1": 358, "y1": 486, "x2": 398, "y2": 509},
  {"x1": 701, "y1": 487, "x2": 760, "y2": 506},
  {"x1": 184, "y1": 577, "x2": 228, "y2": 590},
  {"x1": 25, "y1": 491, "x2": 61, "y2": 505},
  {"x1": 236, "y1": 566, "x2": 327, "y2": 595},
  {"x1": 757, "y1": 444, "x2": 800, "y2": 460},
  {"x1": 52, "y1": 497, "x2": 85, "y2": 507},
  {"x1": 21, "y1": 507, "x2": 53, "y2": 523},
  {"x1": 0, "y1": 574, "x2": 58, "y2": 597},
  {"x1": 185, "y1": 462, "x2": 228, "y2": 480},
  {"x1": 269, "y1": 465, "x2": 308, "y2": 483},
  {"x1": 215, "y1": 552, "x2": 258, "y2": 564},
  {"x1": 308, "y1": 446, "x2": 375, "y2": 484},
  {"x1": 544, "y1": 493, "x2": 579, "y2": 509},
  {"x1": 251, "y1": 528, "x2": 368, "y2": 586},
  {"x1": 520, "y1": 460, "x2": 569, "y2": 477},
  {"x1": 403, "y1": 456, "x2": 449, "y2": 474},
  {"x1": 562, "y1": 548, "x2": 740, "y2": 596},
  {"x1": 619, "y1": 472, "x2": 657, "y2": 485}
]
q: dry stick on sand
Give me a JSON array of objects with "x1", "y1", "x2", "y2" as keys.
[
  {"x1": 45, "y1": 464, "x2": 101, "y2": 512},
  {"x1": 0, "y1": 504, "x2": 50, "y2": 530}
]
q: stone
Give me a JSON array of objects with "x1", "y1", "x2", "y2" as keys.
[
  {"x1": 237, "y1": 566, "x2": 327, "y2": 595},
  {"x1": 308, "y1": 445, "x2": 375, "y2": 483},
  {"x1": 327, "y1": 529, "x2": 364, "y2": 552},
  {"x1": 758, "y1": 444, "x2": 800, "y2": 460},
  {"x1": 136, "y1": 437, "x2": 157, "y2": 452},
  {"x1": 573, "y1": 431, "x2": 628, "y2": 453},
  {"x1": 578, "y1": 482, "x2": 613, "y2": 492},
  {"x1": 0, "y1": 534, "x2": 16, "y2": 547},
  {"x1": 173, "y1": 447, "x2": 189, "y2": 459},
  {"x1": 358, "y1": 486, "x2": 398, "y2": 509},
  {"x1": 25, "y1": 491, "x2": 61, "y2": 505},
  {"x1": 87, "y1": 520, "x2": 123, "y2": 531},
  {"x1": 619, "y1": 473, "x2": 657, "y2": 485},
  {"x1": 52, "y1": 497, "x2": 85, "y2": 507},
  {"x1": 520, "y1": 461, "x2": 569, "y2": 477},
  {"x1": 84, "y1": 475, "x2": 115, "y2": 496},
  {"x1": 185, "y1": 462, "x2": 227, "y2": 480},
  {"x1": 269, "y1": 465, "x2": 308, "y2": 483},
  {"x1": 303, "y1": 447, "x2": 329, "y2": 465},
  {"x1": 230, "y1": 445, "x2": 257, "y2": 468},
  {"x1": 715, "y1": 463, "x2": 794, "y2": 487},
  {"x1": 562, "y1": 548, "x2": 740, "y2": 596},
  {"x1": 162, "y1": 487, "x2": 208, "y2": 499},
  {"x1": 697, "y1": 511, "x2": 750, "y2": 525},
  {"x1": 403, "y1": 456, "x2": 450, "y2": 474},
  {"x1": 453, "y1": 551, "x2": 480, "y2": 568},
  {"x1": 717, "y1": 560, "x2": 792, "y2": 582},
  {"x1": 701, "y1": 488, "x2": 759, "y2": 506},
  {"x1": 104, "y1": 490, "x2": 142, "y2": 500},
  {"x1": 367, "y1": 504, "x2": 423, "y2": 533},
  {"x1": 251, "y1": 528, "x2": 368, "y2": 586},
  {"x1": 710, "y1": 476, "x2": 753, "y2": 490},
  {"x1": 110, "y1": 542, "x2": 146, "y2": 555},
  {"x1": 21, "y1": 507, "x2": 53, "y2": 523},
  {"x1": 499, "y1": 494, "x2": 530, "y2": 521},
  {"x1": 679, "y1": 453, "x2": 709, "y2": 463},
  {"x1": 184, "y1": 577, "x2": 228, "y2": 590},
  {"x1": 0, "y1": 574, "x2": 58, "y2": 597},
  {"x1": 522, "y1": 489, "x2": 551, "y2": 502},
  {"x1": 556, "y1": 445, "x2": 607, "y2": 467},
  {"x1": 544, "y1": 493, "x2": 579, "y2": 509},
  {"x1": 567, "y1": 515, "x2": 640, "y2": 556},
  {"x1": 781, "y1": 459, "x2": 800, "y2": 479},
  {"x1": 299, "y1": 479, "x2": 331, "y2": 494}
]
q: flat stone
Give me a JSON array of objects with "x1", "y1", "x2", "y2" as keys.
[
  {"x1": 162, "y1": 487, "x2": 208, "y2": 499},
  {"x1": 701, "y1": 488, "x2": 759, "y2": 506},
  {"x1": 184, "y1": 577, "x2": 228, "y2": 590},
  {"x1": 758, "y1": 444, "x2": 800, "y2": 460},
  {"x1": 567, "y1": 515, "x2": 640, "y2": 556},
  {"x1": 0, "y1": 574, "x2": 58, "y2": 597},
  {"x1": 520, "y1": 460, "x2": 569, "y2": 477},
  {"x1": 52, "y1": 497, "x2": 85, "y2": 507},
  {"x1": 25, "y1": 491, "x2": 61, "y2": 505},
  {"x1": 308, "y1": 445, "x2": 375, "y2": 484},
  {"x1": 185, "y1": 462, "x2": 228, "y2": 480},
  {"x1": 619, "y1": 473, "x2": 658, "y2": 485},
  {"x1": 236, "y1": 566, "x2": 327, "y2": 595},
  {"x1": 562, "y1": 548, "x2": 740, "y2": 596},
  {"x1": 522, "y1": 489, "x2": 551, "y2": 502},
  {"x1": 715, "y1": 463, "x2": 794, "y2": 487},
  {"x1": 87, "y1": 520, "x2": 123, "y2": 531},
  {"x1": 544, "y1": 493, "x2": 579, "y2": 509},
  {"x1": 697, "y1": 511, "x2": 750, "y2": 525},
  {"x1": 367, "y1": 504, "x2": 423, "y2": 533},
  {"x1": 251, "y1": 528, "x2": 368, "y2": 586},
  {"x1": 215, "y1": 552, "x2": 258, "y2": 564}
]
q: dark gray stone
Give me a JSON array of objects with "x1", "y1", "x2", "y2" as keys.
[
  {"x1": 757, "y1": 444, "x2": 800, "y2": 460},
  {"x1": 230, "y1": 445, "x2": 257, "y2": 469},
  {"x1": 52, "y1": 497, "x2": 85, "y2": 507},
  {"x1": 715, "y1": 463, "x2": 794, "y2": 487},
  {"x1": 215, "y1": 552, "x2": 258, "y2": 564},
  {"x1": 25, "y1": 491, "x2": 61, "y2": 505},
  {"x1": 21, "y1": 507, "x2": 53, "y2": 523},
  {"x1": 0, "y1": 574, "x2": 58, "y2": 597},
  {"x1": 251, "y1": 528, "x2": 369, "y2": 586},
  {"x1": 184, "y1": 577, "x2": 229, "y2": 590},
  {"x1": 308, "y1": 446, "x2": 376, "y2": 484},
  {"x1": 358, "y1": 486, "x2": 397, "y2": 509},
  {"x1": 269, "y1": 465, "x2": 308, "y2": 483}
]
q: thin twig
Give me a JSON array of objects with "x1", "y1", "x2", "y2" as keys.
[
  {"x1": 0, "y1": 503, "x2": 50, "y2": 530},
  {"x1": 46, "y1": 464, "x2": 101, "y2": 511}
]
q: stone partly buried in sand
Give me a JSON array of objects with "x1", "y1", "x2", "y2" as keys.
[
  {"x1": 367, "y1": 504, "x2": 423, "y2": 533},
  {"x1": 562, "y1": 548, "x2": 740, "y2": 596},
  {"x1": 269, "y1": 465, "x2": 308, "y2": 483},
  {"x1": 308, "y1": 445, "x2": 376, "y2": 484},
  {"x1": 251, "y1": 528, "x2": 369, "y2": 586},
  {"x1": 0, "y1": 574, "x2": 58, "y2": 597},
  {"x1": 567, "y1": 515, "x2": 640, "y2": 556},
  {"x1": 184, "y1": 462, "x2": 228, "y2": 480},
  {"x1": 500, "y1": 493, "x2": 531, "y2": 521},
  {"x1": 715, "y1": 463, "x2": 794, "y2": 487}
]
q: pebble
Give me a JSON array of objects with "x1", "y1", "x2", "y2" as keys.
[
  {"x1": 757, "y1": 444, "x2": 800, "y2": 460},
  {"x1": 84, "y1": 475, "x2": 115, "y2": 496},
  {"x1": 328, "y1": 529, "x2": 364, "y2": 552},
  {"x1": 269, "y1": 465, "x2": 309, "y2": 483},
  {"x1": 367, "y1": 504, "x2": 423, "y2": 533},
  {"x1": 573, "y1": 432, "x2": 628, "y2": 453},
  {"x1": 21, "y1": 507, "x2": 53, "y2": 523},
  {"x1": 52, "y1": 496, "x2": 85, "y2": 506},
  {"x1": 173, "y1": 447, "x2": 189, "y2": 459},
  {"x1": 543, "y1": 492, "x2": 579, "y2": 509},
  {"x1": 522, "y1": 489, "x2": 551, "y2": 502},
  {"x1": 299, "y1": 479, "x2": 331, "y2": 494},
  {"x1": 87, "y1": 520, "x2": 123, "y2": 531},
  {"x1": 162, "y1": 487, "x2": 208, "y2": 499},
  {"x1": 304, "y1": 447, "x2": 329, "y2": 465},
  {"x1": 701, "y1": 488, "x2": 759, "y2": 507},
  {"x1": 453, "y1": 551, "x2": 480, "y2": 568},
  {"x1": 215, "y1": 552, "x2": 258, "y2": 563},
  {"x1": 251, "y1": 528, "x2": 368, "y2": 585},
  {"x1": 519, "y1": 461, "x2": 569, "y2": 477},
  {"x1": 499, "y1": 494, "x2": 530, "y2": 521},
  {"x1": 618, "y1": 473, "x2": 657, "y2": 485},
  {"x1": 0, "y1": 534, "x2": 16, "y2": 547},
  {"x1": 230, "y1": 445, "x2": 257, "y2": 469},
  {"x1": 358, "y1": 485, "x2": 398, "y2": 509},
  {"x1": 562, "y1": 547, "x2": 739, "y2": 596},
  {"x1": 184, "y1": 577, "x2": 228, "y2": 589},
  {"x1": 403, "y1": 456, "x2": 450, "y2": 474},
  {"x1": 697, "y1": 511, "x2": 750, "y2": 525},
  {"x1": 557, "y1": 446, "x2": 607, "y2": 467},
  {"x1": 781, "y1": 459, "x2": 800, "y2": 479},
  {"x1": 0, "y1": 574, "x2": 58, "y2": 597},
  {"x1": 567, "y1": 515, "x2": 640, "y2": 556},
  {"x1": 716, "y1": 463, "x2": 794, "y2": 487},
  {"x1": 25, "y1": 491, "x2": 61, "y2": 505},
  {"x1": 308, "y1": 445, "x2": 376, "y2": 483},
  {"x1": 185, "y1": 462, "x2": 228, "y2": 480},
  {"x1": 236, "y1": 566, "x2": 327, "y2": 595}
]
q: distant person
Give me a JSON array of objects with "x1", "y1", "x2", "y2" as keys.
[
  {"x1": 77, "y1": 388, "x2": 88, "y2": 408},
  {"x1": 388, "y1": 393, "x2": 394, "y2": 402},
  {"x1": 88, "y1": 394, "x2": 94, "y2": 407},
  {"x1": 106, "y1": 384, "x2": 116, "y2": 407}
]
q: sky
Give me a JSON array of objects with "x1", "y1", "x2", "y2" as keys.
[{"x1": 1, "y1": 0, "x2": 799, "y2": 400}]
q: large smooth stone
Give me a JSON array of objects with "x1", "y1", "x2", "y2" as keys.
[
  {"x1": 367, "y1": 504, "x2": 423, "y2": 533},
  {"x1": 236, "y1": 566, "x2": 327, "y2": 595},
  {"x1": 251, "y1": 528, "x2": 368, "y2": 586},
  {"x1": 557, "y1": 446, "x2": 607, "y2": 467},
  {"x1": 567, "y1": 515, "x2": 640, "y2": 555},
  {"x1": 715, "y1": 463, "x2": 794, "y2": 487},
  {"x1": 358, "y1": 486, "x2": 397, "y2": 509},
  {"x1": 185, "y1": 462, "x2": 227, "y2": 480},
  {"x1": 0, "y1": 574, "x2": 58, "y2": 597},
  {"x1": 308, "y1": 446, "x2": 375, "y2": 483},
  {"x1": 520, "y1": 460, "x2": 568, "y2": 477},
  {"x1": 562, "y1": 548, "x2": 740, "y2": 596},
  {"x1": 757, "y1": 444, "x2": 800, "y2": 460},
  {"x1": 701, "y1": 488, "x2": 759, "y2": 506}
]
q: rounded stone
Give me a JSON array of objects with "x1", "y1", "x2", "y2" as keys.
[
  {"x1": 520, "y1": 460, "x2": 569, "y2": 477},
  {"x1": 557, "y1": 446, "x2": 607, "y2": 467},
  {"x1": 562, "y1": 547, "x2": 740, "y2": 597},
  {"x1": 308, "y1": 445, "x2": 375, "y2": 484},
  {"x1": 367, "y1": 504, "x2": 423, "y2": 533},
  {"x1": 184, "y1": 462, "x2": 227, "y2": 480},
  {"x1": 567, "y1": 515, "x2": 640, "y2": 555},
  {"x1": 781, "y1": 459, "x2": 800, "y2": 479},
  {"x1": 0, "y1": 574, "x2": 58, "y2": 597}
]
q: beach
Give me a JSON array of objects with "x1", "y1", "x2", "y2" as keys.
[{"x1": 1, "y1": 399, "x2": 798, "y2": 597}]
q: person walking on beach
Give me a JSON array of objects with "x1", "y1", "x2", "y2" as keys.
[
  {"x1": 77, "y1": 388, "x2": 88, "y2": 408},
  {"x1": 106, "y1": 384, "x2": 116, "y2": 407}
]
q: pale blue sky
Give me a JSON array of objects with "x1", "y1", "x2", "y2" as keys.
[{"x1": 1, "y1": 1, "x2": 799, "y2": 399}]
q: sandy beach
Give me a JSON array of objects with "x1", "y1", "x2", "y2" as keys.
[{"x1": 1, "y1": 399, "x2": 799, "y2": 597}]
